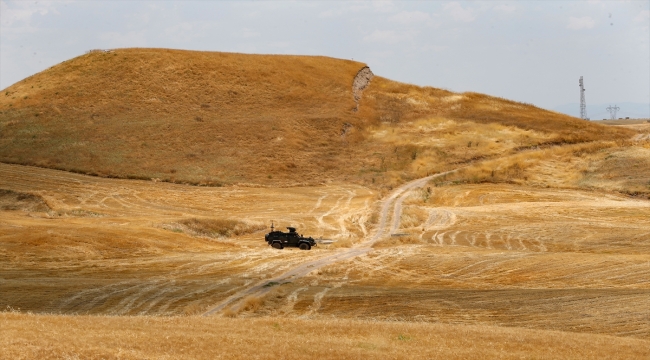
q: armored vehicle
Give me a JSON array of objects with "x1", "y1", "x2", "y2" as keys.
[{"x1": 265, "y1": 225, "x2": 316, "y2": 250}]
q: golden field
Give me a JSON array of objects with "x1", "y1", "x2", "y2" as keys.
[
  {"x1": 1, "y1": 49, "x2": 649, "y2": 358},
  {"x1": 2, "y1": 313, "x2": 649, "y2": 359},
  {"x1": 0, "y1": 48, "x2": 632, "y2": 188}
]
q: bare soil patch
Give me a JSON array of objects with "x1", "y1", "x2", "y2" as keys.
[{"x1": 0, "y1": 189, "x2": 50, "y2": 212}]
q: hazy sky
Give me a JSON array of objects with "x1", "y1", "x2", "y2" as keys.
[{"x1": 1, "y1": 0, "x2": 649, "y2": 110}]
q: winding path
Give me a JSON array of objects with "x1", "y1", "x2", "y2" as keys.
[{"x1": 202, "y1": 170, "x2": 457, "y2": 316}]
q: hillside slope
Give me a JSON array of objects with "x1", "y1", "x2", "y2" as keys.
[{"x1": 0, "y1": 48, "x2": 633, "y2": 187}]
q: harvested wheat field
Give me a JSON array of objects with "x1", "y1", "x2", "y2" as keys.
[
  {"x1": 2, "y1": 313, "x2": 649, "y2": 359},
  {"x1": 1, "y1": 49, "x2": 649, "y2": 358}
]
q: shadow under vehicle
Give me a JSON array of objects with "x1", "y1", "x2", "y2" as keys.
[{"x1": 265, "y1": 225, "x2": 316, "y2": 250}]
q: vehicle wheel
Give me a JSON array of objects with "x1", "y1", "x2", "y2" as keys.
[
  {"x1": 272, "y1": 242, "x2": 283, "y2": 250},
  {"x1": 299, "y1": 243, "x2": 311, "y2": 250}
]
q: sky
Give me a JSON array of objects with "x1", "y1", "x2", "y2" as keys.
[{"x1": 1, "y1": 0, "x2": 649, "y2": 113}]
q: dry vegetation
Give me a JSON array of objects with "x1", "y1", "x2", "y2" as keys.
[
  {"x1": 0, "y1": 48, "x2": 633, "y2": 189},
  {"x1": 363, "y1": 77, "x2": 630, "y2": 143},
  {"x1": 1, "y1": 49, "x2": 649, "y2": 358},
  {"x1": 434, "y1": 139, "x2": 650, "y2": 198},
  {"x1": 0, "y1": 188, "x2": 50, "y2": 212},
  {"x1": 173, "y1": 218, "x2": 266, "y2": 238},
  {"x1": 1, "y1": 157, "x2": 648, "y2": 355},
  {"x1": 295, "y1": 184, "x2": 650, "y2": 339},
  {"x1": 0, "y1": 49, "x2": 368, "y2": 186},
  {"x1": 2, "y1": 312, "x2": 648, "y2": 360},
  {"x1": 434, "y1": 116, "x2": 650, "y2": 195},
  {"x1": 0, "y1": 162, "x2": 375, "y2": 316}
]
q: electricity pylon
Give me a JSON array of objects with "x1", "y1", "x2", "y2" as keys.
[
  {"x1": 606, "y1": 104, "x2": 620, "y2": 120},
  {"x1": 579, "y1": 76, "x2": 588, "y2": 120}
]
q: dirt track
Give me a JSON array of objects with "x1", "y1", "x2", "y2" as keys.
[
  {"x1": 202, "y1": 170, "x2": 459, "y2": 315},
  {"x1": 1, "y1": 162, "x2": 649, "y2": 339}
]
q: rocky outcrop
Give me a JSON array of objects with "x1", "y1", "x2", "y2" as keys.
[{"x1": 352, "y1": 66, "x2": 374, "y2": 112}]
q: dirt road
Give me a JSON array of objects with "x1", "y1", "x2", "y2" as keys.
[
  {"x1": 202, "y1": 170, "x2": 457, "y2": 315},
  {"x1": 2, "y1": 162, "x2": 648, "y2": 338}
]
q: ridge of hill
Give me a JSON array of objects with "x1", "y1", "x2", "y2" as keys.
[{"x1": 0, "y1": 48, "x2": 633, "y2": 187}]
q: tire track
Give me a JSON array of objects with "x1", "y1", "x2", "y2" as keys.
[{"x1": 202, "y1": 169, "x2": 459, "y2": 316}]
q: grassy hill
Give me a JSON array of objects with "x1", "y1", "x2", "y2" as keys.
[
  {"x1": 0, "y1": 48, "x2": 633, "y2": 187},
  {"x1": 1, "y1": 49, "x2": 649, "y2": 359}
]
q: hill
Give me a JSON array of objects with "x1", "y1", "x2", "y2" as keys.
[
  {"x1": 0, "y1": 48, "x2": 633, "y2": 187},
  {"x1": 1, "y1": 49, "x2": 649, "y2": 359}
]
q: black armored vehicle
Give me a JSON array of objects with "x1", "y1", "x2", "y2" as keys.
[{"x1": 265, "y1": 225, "x2": 316, "y2": 250}]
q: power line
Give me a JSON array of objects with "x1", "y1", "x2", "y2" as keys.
[{"x1": 606, "y1": 104, "x2": 620, "y2": 120}]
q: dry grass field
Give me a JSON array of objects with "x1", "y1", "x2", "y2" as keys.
[
  {"x1": 0, "y1": 48, "x2": 632, "y2": 188},
  {"x1": 1, "y1": 49, "x2": 649, "y2": 358},
  {"x1": 1, "y1": 147, "x2": 649, "y2": 357},
  {"x1": 0, "y1": 162, "x2": 376, "y2": 316},
  {"x1": 2, "y1": 312, "x2": 649, "y2": 359},
  {"x1": 437, "y1": 140, "x2": 650, "y2": 197}
]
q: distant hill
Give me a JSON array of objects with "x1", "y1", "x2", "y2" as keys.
[
  {"x1": 553, "y1": 102, "x2": 650, "y2": 120},
  {"x1": 0, "y1": 48, "x2": 632, "y2": 187}
]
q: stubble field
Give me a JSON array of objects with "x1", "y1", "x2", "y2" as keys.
[
  {"x1": 1, "y1": 147, "x2": 649, "y2": 358},
  {"x1": 1, "y1": 49, "x2": 649, "y2": 358}
]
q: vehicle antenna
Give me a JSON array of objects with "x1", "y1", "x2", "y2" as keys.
[{"x1": 271, "y1": 221, "x2": 274, "y2": 232}]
